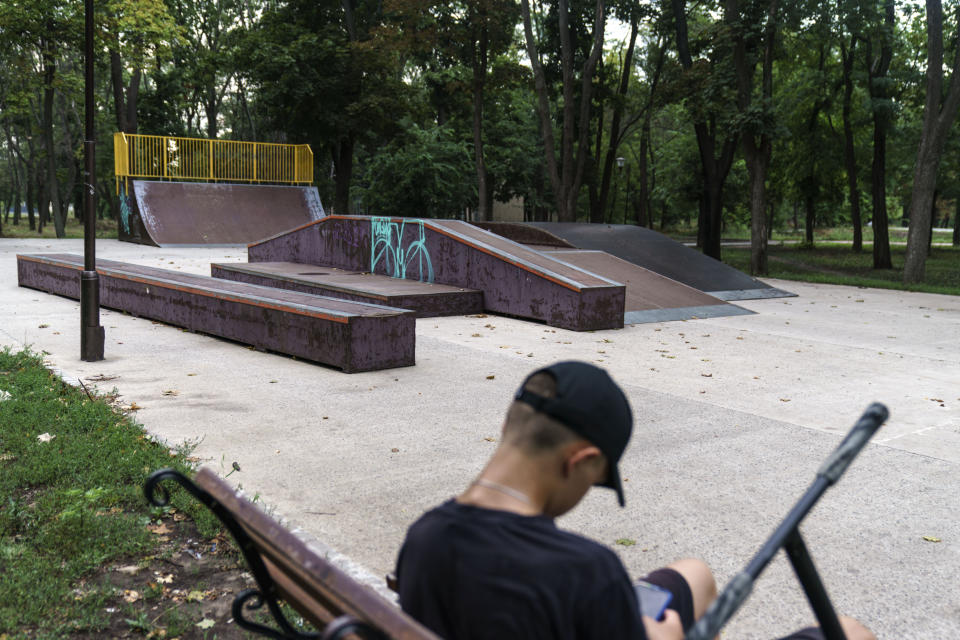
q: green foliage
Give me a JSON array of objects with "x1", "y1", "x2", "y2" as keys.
[
  {"x1": 357, "y1": 120, "x2": 475, "y2": 217},
  {"x1": 0, "y1": 347, "x2": 221, "y2": 634}
]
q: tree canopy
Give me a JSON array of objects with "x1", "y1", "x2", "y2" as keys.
[{"x1": 0, "y1": 0, "x2": 957, "y2": 280}]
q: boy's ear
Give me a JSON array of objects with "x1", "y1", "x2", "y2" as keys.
[{"x1": 564, "y1": 444, "x2": 603, "y2": 475}]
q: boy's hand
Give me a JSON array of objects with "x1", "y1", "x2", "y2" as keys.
[{"x1": 642, "y1": 609, "x2": 683, "y2": 640}]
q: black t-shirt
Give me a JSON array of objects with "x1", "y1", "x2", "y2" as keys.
[{"x1": 396, "y1": 500, "x2": 646, "y2": 640}]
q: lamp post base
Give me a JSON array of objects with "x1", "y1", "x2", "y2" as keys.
[{"x1": 80, "y1": 270, "x2": 104, "y2": 361}]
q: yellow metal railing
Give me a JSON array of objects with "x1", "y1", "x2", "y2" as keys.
[{"x1": 114, "y1": 133, "x2": 313, "y2": 193}]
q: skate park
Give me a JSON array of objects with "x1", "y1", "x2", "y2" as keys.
[
  {"x1": 4, "y1": 217, "x2": 959, "y2": 638},
  {"x1": 2, "y1": 132, "x2": 957, "y2": 638}
]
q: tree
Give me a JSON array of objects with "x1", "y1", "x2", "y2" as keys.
[
  {"x1": 902, "y1": 0, "x2": 960, "y2": 283},
  {"x1": 103, "y1": 0, "x2": 179, "y2": 134},
  {"x1": 241, "y1": 0, "x2": 409, "y2": 214},
  {"x1": 838, "y1": 0, "x2": 865, "y2": 251},
  {"x1": 730, "y1": 0, "x2": 778, "y2": 275},
  {"x1": 520, "y1": 0, "x2": 606, "y2": 222},
  {"x1": 866, "y1": 0, "x2": 896, "y2": 269},
  {"x1": 672, "y1": 0, "x2": 739, "y2": 259}
]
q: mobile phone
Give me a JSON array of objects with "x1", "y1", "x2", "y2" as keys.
[{"x1": 634, "y1": 580, "x2": 673, "y2": 621}]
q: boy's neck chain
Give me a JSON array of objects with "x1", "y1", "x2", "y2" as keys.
[{"x1": 473, "y1": 478, "x2": 533, "y2": 505}]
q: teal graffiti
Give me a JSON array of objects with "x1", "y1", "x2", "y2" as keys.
[
  {"x1": 118, "y1": 184, "x2": 132, "y2": 234},
  {"x1": 370, "y1": 217, "x2": 434, "y2": 283}
]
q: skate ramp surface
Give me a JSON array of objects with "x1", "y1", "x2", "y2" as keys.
[
  {"x1": 542, "y1": 249, "x2": 753, "y2": 323},
  {"x1": 474, "y1": 222, "x2": 794, "y2": 300},
  {"x1": 118, "y1": 180, "x2": 325, "y2": 247}
]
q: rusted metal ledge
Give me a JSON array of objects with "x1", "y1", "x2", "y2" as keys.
[{"x1": 17, "y1": 253, "x2": 414, "y2": 373}]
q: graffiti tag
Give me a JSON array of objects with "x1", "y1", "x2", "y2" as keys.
[
  {"x1": 118, "y1": 183, "x2": 132, "y2": 234},
  {"x1": 371, "y1": 217, "x2": 434, "y2": 283}
]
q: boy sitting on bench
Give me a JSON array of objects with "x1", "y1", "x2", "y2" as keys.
[{"x1": 395, "y1": 361, "x2": 875, "y2": 640}]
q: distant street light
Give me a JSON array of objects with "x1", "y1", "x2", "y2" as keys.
[{"x1": 616, "y1": 156, "x2": 625, "y2": 170}]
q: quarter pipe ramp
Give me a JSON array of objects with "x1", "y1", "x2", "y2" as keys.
[{"x1": 118, "y1": 180, "x2": 325, "y2": 246}]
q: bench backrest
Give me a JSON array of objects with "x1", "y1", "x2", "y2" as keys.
[{"x1": 187, "y1": 468, "x2": 439, "y2": 639}]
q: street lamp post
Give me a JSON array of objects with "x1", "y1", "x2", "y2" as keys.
[{"x1": 81, "y1": 0, "x2": 104, "y2": 361}]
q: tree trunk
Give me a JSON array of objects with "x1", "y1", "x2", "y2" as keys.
[
  {"x1": 674, "y1": 0, "x2": 738, "y2": 259},
  {"x1": 126, "y1": 68, "x2": 141, "y2": 134},
  {"x1": 731, "y1": 0, "x2": 777, "y2": 275},
  {"x1": 953, "y1": 197, "x2": 959, "y2": 246},
  {"x1": 841, "y1": 38, "x2": 863, "y2": 252},
  {"x1": 903, "y1": 0, "x2": 960, "y2": 283},
  {"x1": 521, "y1": 0, "x2": 605, "y2": 222},
  {"x1": 638, "y1": 121, "x2": 650, "y2": 228},
  {"x1": 588, "y1": 90, "x2": 604, "y2": 223},
  {"x1": 869, "y1": 0, "x2": 895, "y2": 269},
  {"x1": 110, "y1": 49, "x2": 128, "y2": 133},
  {"x1": 42, "y1": 41, "x2": 65, "y2": 238},
  {"x1": 25, "y1": 163, "x2": 36, "y2": 231},
  {"x1": 205, "y1": 84, "x2": 220, "y2": 139},
  {"x1": 37, "y1": 170, "x2": 47, "y2": 234},
  {"x1": 596, "y1": 16, "x2": 639, "y2": 224},
  {"x1": 471, "y1": 15, "x2": 492, "y2": 221}
]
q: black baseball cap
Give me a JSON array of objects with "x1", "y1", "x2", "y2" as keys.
[{"x1": 514, "y1": 361, "x2": 633, "y2": 506}]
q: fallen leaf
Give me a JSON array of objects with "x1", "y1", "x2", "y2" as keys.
[
  {"x1": 701, "y1": 373, "x2": 713, "y2": 378},
  {"x1": 391, "y1": 448, "x2": 400, "y2": 453},
  {"x1": 780, "y1": 398, "x2": 791, "y2": 403},
  {"x1": 486, "y1": 375, "x2": 495, "y2": 380},
  {"x1": 127, "y1": 402, "x2": 142, "y2": 411},
  {"x1": 195, "y1": 619, "x2": 215, "y2": 630},
  {"x1": 38, "y1": 324, "x2": 49, "y2": 329},
  {"x1": 37, "y1": 433, "x2": 55, "y2": 443},
  {"x1": 0, "y1": 390, "x2": 11, "y2": 402},
  {"x1": 615, "y1": 538, "x2": 636, "y2": 546},
  {"x1": 922, "y1": 536, "x2": 941, "y2": 543},
  {"x1": 123, "y1": 590, "x2": 141, "y2": 603},
  {"x1": 148, "y1": 523, "x2": 172, "y2": 535},
  {"x1": 161, "y1": 390, "x2": 179, "y2": 397},
  {"x1": 116, "y1": 565, "x2": 140, "y2": 576},
  {"x1": 187, "y1": 373, "x2": 197, "y2": 376},
  {"x1": 186, "y1": 590, "x2": 205, "y2": 602},
  {"x1": 156, "y1": 573, "x2": 174, "y2": 584},
  {"x1": 471, "y1": 333, "x2": 482, "y2": 338},
  {"x1": 484, "y1": 437, "x2": 496, "y2": 442}
]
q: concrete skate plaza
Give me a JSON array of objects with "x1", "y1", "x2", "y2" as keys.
[{"x1": 3, "y1": 238, "x2": 958, "y2": 638}]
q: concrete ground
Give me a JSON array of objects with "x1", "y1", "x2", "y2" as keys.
[{"x1": 2, "y1": 238, "x2": 958, "y2": 639}]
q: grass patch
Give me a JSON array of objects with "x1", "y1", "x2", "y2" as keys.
[
  {"x1": 722, "y1": 244, "x2": 960, "y2": 296},
  {"x1": 665, "y1": 225, "x2": 955, "y2": 244},
  {"x1": 0, "y1": 347, "x2": 255, "y2": 638},
  {"x1": 1, "y1": 216, "x2": 117, "y2": 240}
]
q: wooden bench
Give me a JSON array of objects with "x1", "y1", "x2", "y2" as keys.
[
  {"x1": 17, "y1": 254, "x2": 415, "y2": 373},
  {"x1": 145, "y1": 468, "x2": 439, "y2": 640}
]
